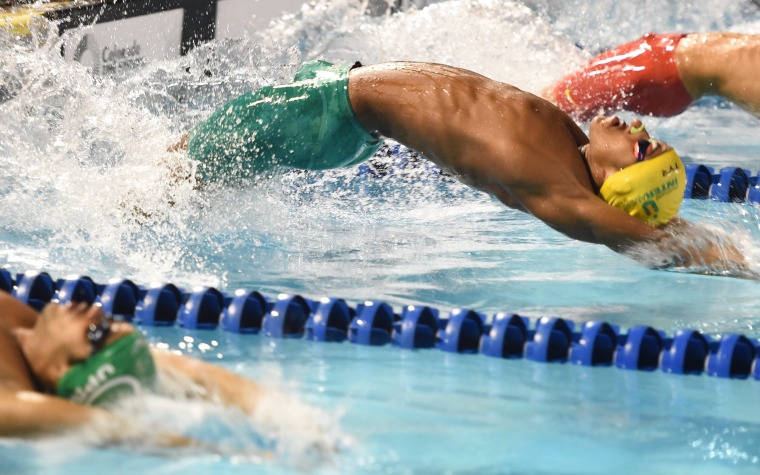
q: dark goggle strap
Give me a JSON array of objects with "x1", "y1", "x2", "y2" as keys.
[{"x1": 87, "y1": 317, "x2": 112, "y2": 354}]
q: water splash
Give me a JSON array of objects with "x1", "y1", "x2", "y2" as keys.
[
  {"x1": 0, "y1": 0, "x2": 758, "y2": 305},
  {"x1": 522, "y1": 0, "x2": 760, "y2": 52},
  {"x1": 260, "y1": 0, "x2": 587, "y2": 92}
]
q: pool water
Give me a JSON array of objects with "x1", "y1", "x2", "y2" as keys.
[{"x1": 1, "y1": 0, "x2": 760, "y2": 473}]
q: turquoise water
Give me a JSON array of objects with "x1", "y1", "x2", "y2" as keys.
[{"x1": 1, "y1": 0, "x2": 760, "y2": 473}]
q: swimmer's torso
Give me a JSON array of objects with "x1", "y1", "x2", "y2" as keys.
[{"x1": 348, "y1": 62, "x2": 594, "y2": 211}]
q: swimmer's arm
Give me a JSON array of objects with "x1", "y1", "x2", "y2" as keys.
[
  {"x1": 152, "y1": 350, "x2": 262, "y2": 414},
  {"x1": 0, "y1": 387, "x2": 106, "y2": 437},
  {"x1": 525, "y1": 189, "x2": 754, "y2": 277},
  {"x1": 0, "y1": 388, "x2": 197, "y2": 447},
  {"x1": 523, "y1": 185, "x2": 660, "y2": 247},
  {"x1": 657, "y1": 217, "x2": 758, "y2": 279}
]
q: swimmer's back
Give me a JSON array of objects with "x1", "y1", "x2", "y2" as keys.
[{"x1": 348, "y1": 62, "x2": 591, "y2": 205}]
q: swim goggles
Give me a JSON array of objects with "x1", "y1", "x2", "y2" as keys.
[{"x1": 87, "y1": 316, "x2": 112, "y2": 354}]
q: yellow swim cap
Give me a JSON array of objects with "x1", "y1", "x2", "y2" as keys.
[{"x1": 599, "y1": 148, "x2": 686, "y2": 226}]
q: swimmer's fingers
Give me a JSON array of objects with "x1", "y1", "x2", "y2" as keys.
[
  {"x1": 83, "y1": 302, "x2": 107, "y2": 324},
  {"x1": 55, "y1": 300, "x2": 107, "y2": 323},
  {"x1": 39, "y1": 301, "x2": 86, "y2": 320}
]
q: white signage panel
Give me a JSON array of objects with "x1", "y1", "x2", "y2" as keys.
[{"x1": 62, "y1": 9, "x2": 184, "y2": 75}]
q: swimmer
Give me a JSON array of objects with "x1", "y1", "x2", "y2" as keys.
[
  {"x1": 0, "y1": 290, "x2": 262, "y2": 443},
  {"x1": 173, "y1": 60, "x2": 754, "y2": 278},
  {"x1": 543, "y1": 32, "x2": 760, "y2": 121}
]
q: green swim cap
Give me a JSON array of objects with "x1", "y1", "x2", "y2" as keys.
[
  {"x1": 56, "y1": 332, "x2": 156, "y2": 406},
  {"x1": 599, "y1": 148, "x2": 686, "y2": 226}
]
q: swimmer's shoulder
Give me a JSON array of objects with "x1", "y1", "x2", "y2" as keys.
[{"x1": 0, "y1": 290, "x2": 38, "y2": 329}]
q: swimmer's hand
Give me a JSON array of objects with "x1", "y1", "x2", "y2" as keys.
[
  {"x1": 168, "y1": 133, "x2": 189, "y2": 153},
  {"x1": 638, "y1": 218, "x2": 759, "y2": 280}
]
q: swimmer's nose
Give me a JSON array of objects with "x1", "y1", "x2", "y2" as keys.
[{"x1": 629, "y1": 119, "x2": 646, "y2": 135}]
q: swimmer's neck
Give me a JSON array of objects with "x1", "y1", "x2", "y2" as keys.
[{"x1": 578, "y1": 144, "x2": 610, "y2": 193}]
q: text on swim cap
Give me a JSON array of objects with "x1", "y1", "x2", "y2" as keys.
[
  {"x1": 619, "y1": 177, "x2": 680, "y2": 211},
  {"x1": 71, "y1": 363, "x2": 116, "y2": 403}
]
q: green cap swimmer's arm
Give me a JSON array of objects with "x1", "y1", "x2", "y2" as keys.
[
  {"x1": 151, "y1": 349, "x2": 263, "y2": 415},
  {"x1": 0, "y1": 386, "x2": 199, "y2": 447},
  {"x1": 0, "y1": 386, "x2": 108, "y2": 437}
]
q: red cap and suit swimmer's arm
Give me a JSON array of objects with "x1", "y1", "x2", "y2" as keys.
[{"x1": 543, "y1": 33, "x2": 695, "y2": 121}]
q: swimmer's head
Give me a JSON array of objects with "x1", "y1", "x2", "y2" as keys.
[
  {"x1": 56, "y1": 328, "x2": 156, "y2": 406},
  {"x1": 586, "y1": 116, "x2": 685, "y2": 226}
]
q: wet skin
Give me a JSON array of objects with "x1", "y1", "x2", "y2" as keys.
[
  {"x1": 0, "y1": 292, "x2": 263, "y2": 439},
  {"x1": 2, "y1": 298, "x2": 127, "y2": 392},
  {"x1": 167, "y1": 61, "x2": 749, "y2": 274},
  {"x1": 347, "y1": 62, "x2": 667, "y2": 249}
]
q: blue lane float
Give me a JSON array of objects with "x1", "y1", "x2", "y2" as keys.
[
  {"x1": 348, "y1": 300, "x2": 395, "y2": 346},
  {"x1": 480, "y1": 312, "x2": 530, "y2": 359},
  {"x1": 4, "y1": 269, "x2": 760, "y2": 382},
  {"x1": 569, "y1": 321, "x2": 619, "y2": 367},
  {"x1": 305, "y1": 297, "x2": 353, "y2": 342},
  {"x1": 99, "y1": 279, "x2": 140, "y2": 320},
  {"x1": 673, "y1": 163, "x2": 760, "y2": 203},
  {"x1": 135, "y1": 283, "x2": 182, "y2": 326},
  {"x1": 221, "y1": 290, "x2": 268, "y2": 334},
  {"x1": 262, "y1": 294, "x2": 312, "y2": 338}
]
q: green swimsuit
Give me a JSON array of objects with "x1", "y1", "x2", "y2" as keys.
[{"x1": 187, "y1": 60, "x2": 382, "y2": 182}]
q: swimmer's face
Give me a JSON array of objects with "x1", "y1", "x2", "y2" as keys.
[
  {"x1": 587, "y1": 116, "x2": 672, "y2": 175},
  {"x1": 38, "y1": 302, "x2": 107, "y2": 363}
]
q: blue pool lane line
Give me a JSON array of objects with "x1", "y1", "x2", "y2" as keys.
[
  {"x1": 4, "y1": 269, "x2": 759, "y2": 381},
  {"x1": 684, "y1": 164, "x2": 760, "y2": 203}
]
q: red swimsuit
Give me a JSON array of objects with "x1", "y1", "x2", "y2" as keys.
[{"x1": 545, "y1": 33, "x2": 694, "y2": 121}]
